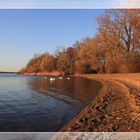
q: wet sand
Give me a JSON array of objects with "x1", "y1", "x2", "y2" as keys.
[{"x1": 61, "y1": 73, "x2": 140, "y2": 132}]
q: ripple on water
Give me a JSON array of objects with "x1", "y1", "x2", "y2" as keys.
[{"x1": 0, "y1": 75, "x2": 101, "y2": 131}]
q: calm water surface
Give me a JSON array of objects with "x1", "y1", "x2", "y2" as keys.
[{"x1": 0, "y1": 74, "x2": 101, "y2": 132}]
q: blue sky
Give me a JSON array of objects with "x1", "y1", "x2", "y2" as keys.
[
  {"x1": 0, "y1": 0, "x2": 138, "y2": 8},
  {"x1": 0, "y1": 0, "x2": 114, "y2": 8},
  {"x1": 0, "y1": 9, "x2": 105, "y2": 72},
  {"x1": 0, "y1": 0, "x2": 139, "y2": 72}
]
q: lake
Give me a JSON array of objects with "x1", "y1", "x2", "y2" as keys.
[{"x1": 0, "y1": 74, "x2": 101, "y2": 132}]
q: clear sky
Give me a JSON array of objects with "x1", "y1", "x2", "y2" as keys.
[
  {"x1": 0, "y1": 9, "x2": 105, "y2": 72},
  {"x1": 0, "y1": 0, "x2": 139, "y2": 8},
  {"x1": 0, "y1": 0, "x2": 114, "y2": 8},
  {"x1": 0, "y1": 0, "x2": 139, "y2": 72}
]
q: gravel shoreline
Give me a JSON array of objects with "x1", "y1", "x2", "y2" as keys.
[{"x1": 61, "y1": 74, "x2": 140, "y2": 132}]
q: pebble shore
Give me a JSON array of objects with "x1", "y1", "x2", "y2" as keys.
[{"x1": 61, "y1": 74, "x2": 140, "y2": 132}]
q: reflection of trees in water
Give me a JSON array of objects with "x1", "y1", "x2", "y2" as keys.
[
  {"x1": 27, "y1": 77, "x2": 50, "y2": 92},
  {"x1": 27, "y1": 77, "x2": 101, "y2": 105}
]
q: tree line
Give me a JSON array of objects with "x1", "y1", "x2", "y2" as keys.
[{"x1": 19, "y1": 10, "x2": 140, "y2": 75}]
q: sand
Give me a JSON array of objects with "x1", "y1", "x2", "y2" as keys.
[{"x1": 61, "y1": 73, "x2": 140, "y2": 132}]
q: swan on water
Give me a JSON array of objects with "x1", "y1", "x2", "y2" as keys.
[
  {"x1": 59, "y1": 76, "x2": 63, "y2": 80},
  {"x1": 67, "y1": 77, "x2": 70, "y2": 80},
  {"x1": 50, "y1": 77, "x2": 55, "y2": 81}
]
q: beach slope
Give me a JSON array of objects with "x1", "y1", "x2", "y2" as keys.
[{"x1": 62, "y1": 73, "x2": 140, "y2": 132}]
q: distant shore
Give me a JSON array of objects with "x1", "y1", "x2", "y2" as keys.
[
  {"x1": 0, "y1": 72, "x2": 15, "y2": 74},
  {"x1": 61, "y1": 73, "x2": 140, "y2": 132}
]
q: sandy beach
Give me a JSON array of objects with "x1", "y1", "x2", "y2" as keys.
[{"x1": 61, "y1": 73, "x2": 140, "y2": 132}]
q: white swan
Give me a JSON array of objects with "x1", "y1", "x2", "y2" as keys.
[
  {"x1": 67, "y1": 77, "x2": 70, "y2": 80},
  {"x1": 59, "y1": 76, "x2": 63, "y2": 80},
  {"x1": 50, "y1": 77, "x2": 56, "y2": 81}
]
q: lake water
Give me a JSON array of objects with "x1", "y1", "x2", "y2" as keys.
[{"x1": 0, "y1": 74, "x2": 101, "y2": 132}]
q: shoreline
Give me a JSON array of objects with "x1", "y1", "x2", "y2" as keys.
[
  {"x1": 61, "y1": 73, "x2": 140, "y2": 132},
  {"x1": 16, "y1": 72, "x2": 140, "y2": 131},
  {"x1": 17, "y1": 71, "x2": 63, "y2": 76}
]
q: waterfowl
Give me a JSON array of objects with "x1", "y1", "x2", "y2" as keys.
[
  {"x1": 67, "y1": 77, "x2": 70, "y2": 80},
  {"x1": 50, "y1": 77, "x2": 55, "y2": 81},
  {"x1": 59, "y1": 76, "x2": 63, "y2": 79}
]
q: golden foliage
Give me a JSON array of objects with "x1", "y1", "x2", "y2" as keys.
[{"x1": 19, "y1": 10, "x2": 140, "y2": 75}]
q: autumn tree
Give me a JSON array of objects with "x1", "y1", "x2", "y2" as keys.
[
  {"x1": 40, "y1": 53, "x2": 56, "y2": 72},
  {"x1": 75, "y1": 38, "x2": 102, "y2": 74},
  {"x1": 19, "y1": 9, "x2": 140, "y2": 75},
  {"x1": 56, "y1": 47, "x2": 76, "y2": 75},
  {"x1": 97, "y1": 9, "x2": 140, "y2": 73},
  {"x1": 25, "y1": 54, "x2": 44, "y2": 73}
]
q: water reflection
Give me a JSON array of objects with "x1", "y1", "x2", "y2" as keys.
[
  {"x1": 27, "y1": 76, "x2": 101, "y2": 105},
  {"x1": 0, "y1": 75, "x2": 102, "y2": 132}
]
